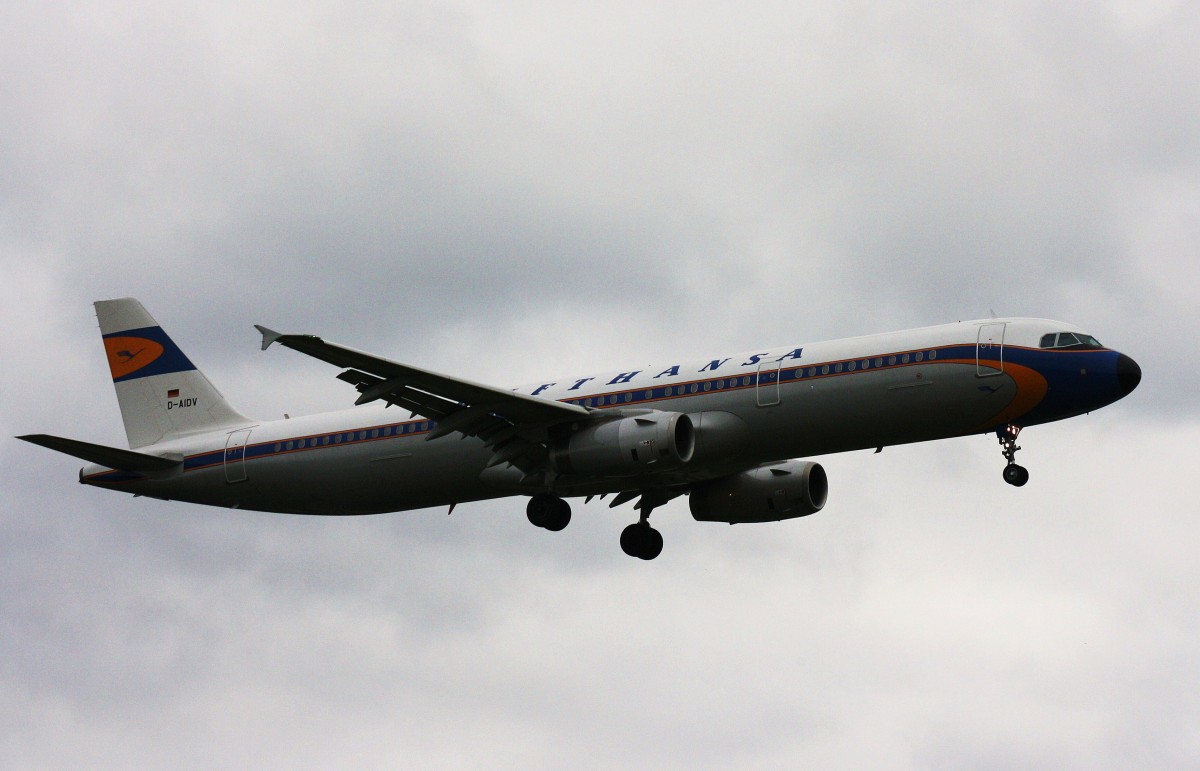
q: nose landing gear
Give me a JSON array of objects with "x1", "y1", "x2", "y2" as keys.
[{"x1": 997, "y1": 424, "x2": 1029, "y2": 487}]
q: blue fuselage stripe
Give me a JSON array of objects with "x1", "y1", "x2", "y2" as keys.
[{"x1": 83, "y1": 343, "x2": 1120, "y2": 485}]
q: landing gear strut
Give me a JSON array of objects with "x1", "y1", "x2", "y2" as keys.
[
  {"x1": 996, "y1": 424, "x2": 1029, "y2": 487},
  {"x1": 527, "y1": 493, "x2": 571, "y2": 531}
]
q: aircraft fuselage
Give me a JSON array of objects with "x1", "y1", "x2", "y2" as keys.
[{"x1": 78, "y1": 317, "x2": 1139, "y2": 516}]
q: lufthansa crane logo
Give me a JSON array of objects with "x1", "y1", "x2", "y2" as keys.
[{"x1": 104, "y1": 336, "x2": 165, "y2": 380}]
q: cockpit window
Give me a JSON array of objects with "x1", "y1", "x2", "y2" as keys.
[{"x1": 1039, "y1": 332, "x2": 1104, "y2": 350}]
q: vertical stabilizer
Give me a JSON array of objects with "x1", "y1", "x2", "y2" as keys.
[{"x1": 95, "y1": 298, "x2": 250, "y2": 448}]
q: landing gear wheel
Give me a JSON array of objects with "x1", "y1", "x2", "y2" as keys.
[
  {"x1": 1003, "y1": 463, "x2": 1029, "y2": 487},
  {"x1": 641, "y1": 527, "x2": 663, "y2": 560},
  {"x1": 995, "y1": 425, "x2": 1029, "y2": 488},
  {"x1": 619, "y1": 523, "x2": 641, "y2": 556},
  {"x1": 527, "y1": 494, "x2": 567, "y2": 529},
  {"x1": 542, "y1": 497, "x2": 572, "y2": 531},
  {"x1": 620, "y1": 522, "x2": 663, "y2": 560}
]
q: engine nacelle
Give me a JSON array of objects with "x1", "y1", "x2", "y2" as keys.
[
  {"x1": 552, "y1": 411, "x2": 695, "y2": 477},
  {"x1": 690, "y1": 460, "x2": 828, "y2": 523},
  {"x1": 687, "y1": 410, "x2": 750, "y2": 464}
]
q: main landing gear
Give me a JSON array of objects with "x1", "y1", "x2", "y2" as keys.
[
  {"x1": 526, "y1": 493, "x2": 571, "y2": 531},
  {"x1": 617, "y1": 490, "x2": 672, "y2": 560},
  {"x1": 620, "y1": 520, "x2": 664, "y2": 561},
  {"x1": 525, "y1": 490, "x2": 668, "y2": 560},
  {"x1": 997, "y1": 424, "x2": 1030, "y2": 487}
]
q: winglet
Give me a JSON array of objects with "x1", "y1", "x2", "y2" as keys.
[{"x1": 255, "y1": 325, "x2": 283, "y2": 351}]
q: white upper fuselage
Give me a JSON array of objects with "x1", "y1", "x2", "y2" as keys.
[{"x1": 80, "y1": 317, "x2": 1135, "y2": 515}]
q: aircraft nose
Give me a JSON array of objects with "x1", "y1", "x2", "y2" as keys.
[{"x1": 1117, "y1": 353, "x2": 1141, "y2": 397}]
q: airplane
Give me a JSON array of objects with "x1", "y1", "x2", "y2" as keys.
[{"x1": 19, "y1": 298, "x2": 1141, "y2": 560}]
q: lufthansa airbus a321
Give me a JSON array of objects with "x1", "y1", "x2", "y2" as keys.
[{"x1": 19, "y1": 298, "x2": 1141, "y2": 559}]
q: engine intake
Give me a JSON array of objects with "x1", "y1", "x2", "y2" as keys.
[
  {"x1": 690, "y1": 460, "x2": 828, "y2": 523},
  {"x1": 552, "y1": 411, "x2": 695, "y2": 477}
]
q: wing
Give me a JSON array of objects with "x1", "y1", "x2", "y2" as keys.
[{"x1": 255, "y1": 325, "x2": 590, "y2": 471}]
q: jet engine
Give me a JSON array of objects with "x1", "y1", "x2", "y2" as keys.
[
  {"x1": 690, "y1": 460, "x2": 828, "y2": 523},
  {"x1": 552, "y1": 411, "x2": 695, "y2": 477}
]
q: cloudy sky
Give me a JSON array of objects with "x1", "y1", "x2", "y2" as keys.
[{"x1": 2, "y1": 1, "x2": 1197, "y2": 767}]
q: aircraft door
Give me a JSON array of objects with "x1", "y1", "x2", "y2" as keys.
[
  {"x1": 976, "y1": 323, "x2": 1006, "y2": 377},
  {"x1": 224, "y1": 428, "x2": 252, "y2": 483},
  {"x1": 756, "y1": 358, "x2": 782, "y2": 407}
]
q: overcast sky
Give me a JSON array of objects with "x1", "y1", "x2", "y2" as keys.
[{"x1": 2, "y1": 2, "x2": 1198, "y2": 768}]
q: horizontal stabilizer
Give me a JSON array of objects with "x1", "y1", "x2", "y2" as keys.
[{"x1": 17, "y1": 434, "x2": 183, "y2": 473}]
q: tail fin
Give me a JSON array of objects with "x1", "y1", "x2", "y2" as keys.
[{"x1": 95, "y1": 298, "x2": 250, "y2": 449}]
